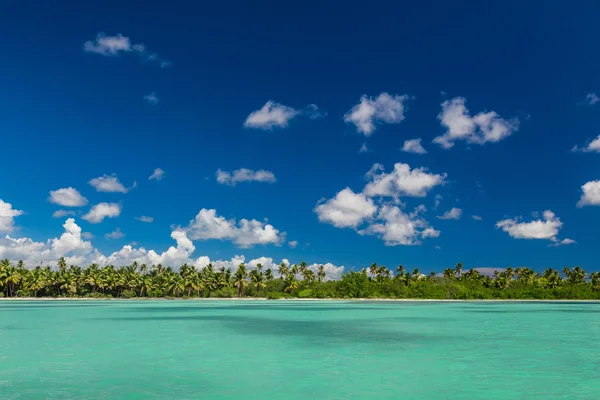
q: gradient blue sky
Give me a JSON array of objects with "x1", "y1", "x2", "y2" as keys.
[{"x1": 1, "y1": 0, "x2": 600, "y2": 275}]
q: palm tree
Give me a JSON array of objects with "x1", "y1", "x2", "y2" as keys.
[
  {"x1": 443, "y1": 268, "x2": 455, "y2": 279},
  {"x1": 265, "y1": 269, "x2": 274, "y2": 282},
  {"x1": 455, "y1": 262, "x2": 463, "y2": 279},
  {"x1": 317, "y1": 265, "x2": 326, "y2": 282},
  {"x1": 233, "y1": 263, "x2": 248, "y2": 297},
  {"x1": 278, "y1": 262, "x2": 289, "y2": 279},
  {"x1": 250, "y1": 269, "x2": 266, "y2": 295},
  {"x1": 396, "y1": 265, "x2": 405, "y2": 276}
]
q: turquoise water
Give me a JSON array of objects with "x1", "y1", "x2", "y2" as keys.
[{"x1": 1, "y1": 301, "x2": 600, "y2": 399}]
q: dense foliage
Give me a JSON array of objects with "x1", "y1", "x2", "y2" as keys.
[{"x1": 1, "y1": 258, "x2": 600, "y2": 299}]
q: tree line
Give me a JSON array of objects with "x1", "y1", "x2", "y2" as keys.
[{"x1": 1, "y1": 258, "x2": 600, "y2": 299}]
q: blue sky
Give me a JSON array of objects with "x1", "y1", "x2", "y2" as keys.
[{"x1": 1, "y1": 0, "x2": 600, "y2": 276}]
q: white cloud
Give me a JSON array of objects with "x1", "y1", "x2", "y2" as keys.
[
  {"x1": 82, "y1": 203, "x2": 121, "y2": 224},
  {"x1": 363, "y1": 163, "x2": 446, "y2": 198},
  {"x1": 401, "y1": 138, "x2": 427, "y2": 154},
  {"x1": 585, "y1": 93, "x2": 600, "y2": 105},
  {"x1": 359, "y1": 204, "x2": 439, "y2": 246},
  {"x1": 314, "y1": 188, "x2": 377, "y2": 228},
  {"x1": 434, "y1": 194, "x2": 442, "y2": 209},
  {"x1": 0, "y1": 218, "x2": 94, "y2": 267},
  {"x1": 549, "y1": 238, "x2": 576, "y2": 247},
  {"x1": 89, "y1": 174, "x2": 132, "y2": 193},
  {"x1": 83, "y1": 32, "x2": 171, "y2": 67},
  {"x1": 0, "y1": 200, "x2": 24, "y2": 234},
  {"x1": 181, "y1": 208, "x2": 285, "y2": 248},
  {"x1": 149, "y1": 168, "x2": 165, "y2": 181},
  {"x1": 216, "y1": 168, "x2": 276, "y2": 186},
  {"x1": 437, "y1": 207, "x2": 462, "y2": 220},
  {"x1": 303, "y1": 104, "x2": 327, "y2": 119},
  {"x1": 143, "y1": 92, "x2": 159, "y2": 104},
  {"x1": 0, "y1": 219, "x2": 346, "y2": 280},
  {"x1": 244, "y1": 101, "x2": 300, "y2": 129},
  {"x1": 359, "y1": 143, "x2": 370, "y2": 153},
  {"x1": 572, "y1": 134, "x2": 600, "y2": 153},
  {"x1": 434, "y1": 97, "x2": 519, "y2": 149},
  {"x1": 105, "y1": 228, "x2": 125, "y2": 239},
  {"x1": 472, "y1": 215, "x2": 483, "y2": 221},
  {"x1": 82, "y1": 232, "x2": 94, "y2": 240},
  {"x1": 52, "y1": 210, "x2": 76, "y2": 218},
  {"x1": 48, "y1": 187, "x2": 88, "y2": 207},
  {"x1": 344, "y1": 92, "x2": 410, "y2": 136},
  {"x1": 577, "y1": 180, "x2": 600, "y2": 207},
  {"x1": 136, "y1": 216, "x2": 154, "y2": 223},
  {"x1": 496, "y1": 210, "x2": 565, "y2": 242},
  {"x1": 288, "y1": 240, "x2": 298, "y2": 248}
]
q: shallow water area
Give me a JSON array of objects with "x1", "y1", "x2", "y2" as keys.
[{"x1": 1, "y1": 300, "x2": 599, "y2": 399}]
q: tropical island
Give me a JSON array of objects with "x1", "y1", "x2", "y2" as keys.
[{"x1": 1, "y1": 257, "x2": 599, "y2": 300}]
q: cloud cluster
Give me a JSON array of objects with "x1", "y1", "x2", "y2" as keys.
[
  {"x1": 83, "y1": 33, "x2": 171, "y2": 68},
  {"x1": 216, "y1": 168, "x2": 276, "y2": 186},
  {"x1": 315, "y1": 162, "x2": 445, "y2": 245},
  {"x1": 180, "y1": 208, "x2": 285, "y2": 248},
  {"x1": 0, "y1": 219, "x2": 345, "y2": 280},
  {"x1": 434, "y1": 97, "x2": 519, "y2": 149},
  {"x1": 344, "y1": 92, "x2": 410, "y2": 136},
  {"x1": 496, "y1": 210, "x2": 574, "y2": 245},
  {"x1": 0, "y1": 200, "x2": 23, "y2": 234}
]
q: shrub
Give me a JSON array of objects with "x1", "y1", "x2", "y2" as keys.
[{"x1": 298, "y1": 289, "x2": 314, "y2": 298}]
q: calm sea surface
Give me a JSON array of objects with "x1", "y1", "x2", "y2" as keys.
[{"x1": 1, "y1": 300, "x2": 599, "y2": 399}]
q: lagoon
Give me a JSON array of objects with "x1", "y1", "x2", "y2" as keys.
[{"x1": 1, "y1": 300, "x2": 599, "y2": 399}]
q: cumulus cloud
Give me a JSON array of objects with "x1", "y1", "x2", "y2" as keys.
[
  {"x1": 363, "y1": 163, "x2": 446, "y2": 198},
  {"x1": 577, "y1": 180, "x2": 600, "y2": 207},
  {"x1": 288, "y1": 240, "x2": 298, "y2": 248},
  {"x1": 216, "y1": 168, "x2": 276, "y2": 186},
  {"x1": 83, "y1": 32, "x2": 171, "y2": 67},
  {"x1": 105, "y1": 228, "x2": 125, "y2": 239},
  {"x1": 496, "y1": 210, "x2": 569, "y2": 243},
  {"x1": 314, "y1": 188, "x2": 377, "y2": 228},
  {"x1": 0, "y1": 220, "x2": 347, "y2": 279},
  {"x1": 48, "y1": 187, "x2": 88, "y2": 207},
  {"x1": 136, "y1": 216, "x2": 154, "y2": 223},
  {"x1": 585, "y1": 93, "x2": 600, "y2": 106},
  {"x1": 143, "y1": 92, "x2": 159, "y2": 104},
  {"x1": 89, "y1": 174, "x2": 133, "y2": 193},
  {"x1": 434, "y1": 97, "x2": 519, "y2": 149},
  {"x1": 315, "y1": 163, "x2": 443, "y2": 246},
  {"x1": 52, "y1": 210, "x2": 76, "y2": 218},
  {"x1": 82, "y1": 203, "x2": 121, "y2": 224},
  {"x1": 0, "y1": 200, "x2": 24, "y2": 234},
  {"x1": 401, "y1": 138, "x2": 427, "y2": 154},
  {"x1": 359, "y1": 204, "x2": 439, "y2": 246},
  {"x1": 243, "y1": 101, "x2": 326, "y2": 130},
  {"x1": 344, "y1": 92, "x2": 410, "y2": 136},
  {"x1": 149, "y1": 168, "x2": 165, "y2": 181},
  {"x1": 572, "y1": 134, "x2": 600, "y2": 153},
  {"x1": 244, "y1": 101, "x2": 300, "y2": 129},
  {"x1": 437, "y1": 207, "x2": 463, "y2": 220},
  {"x1": 180, "y1": 208, "x2": 285, "y2": 248}
]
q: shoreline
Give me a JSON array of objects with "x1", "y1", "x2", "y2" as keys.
[{"x1": 1, "y1": 297, "x2": 600, "y2": 302}]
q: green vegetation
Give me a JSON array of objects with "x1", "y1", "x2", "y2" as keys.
[{"x1": 1, "y1": 258, "x2": 600, "y2": 299}]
